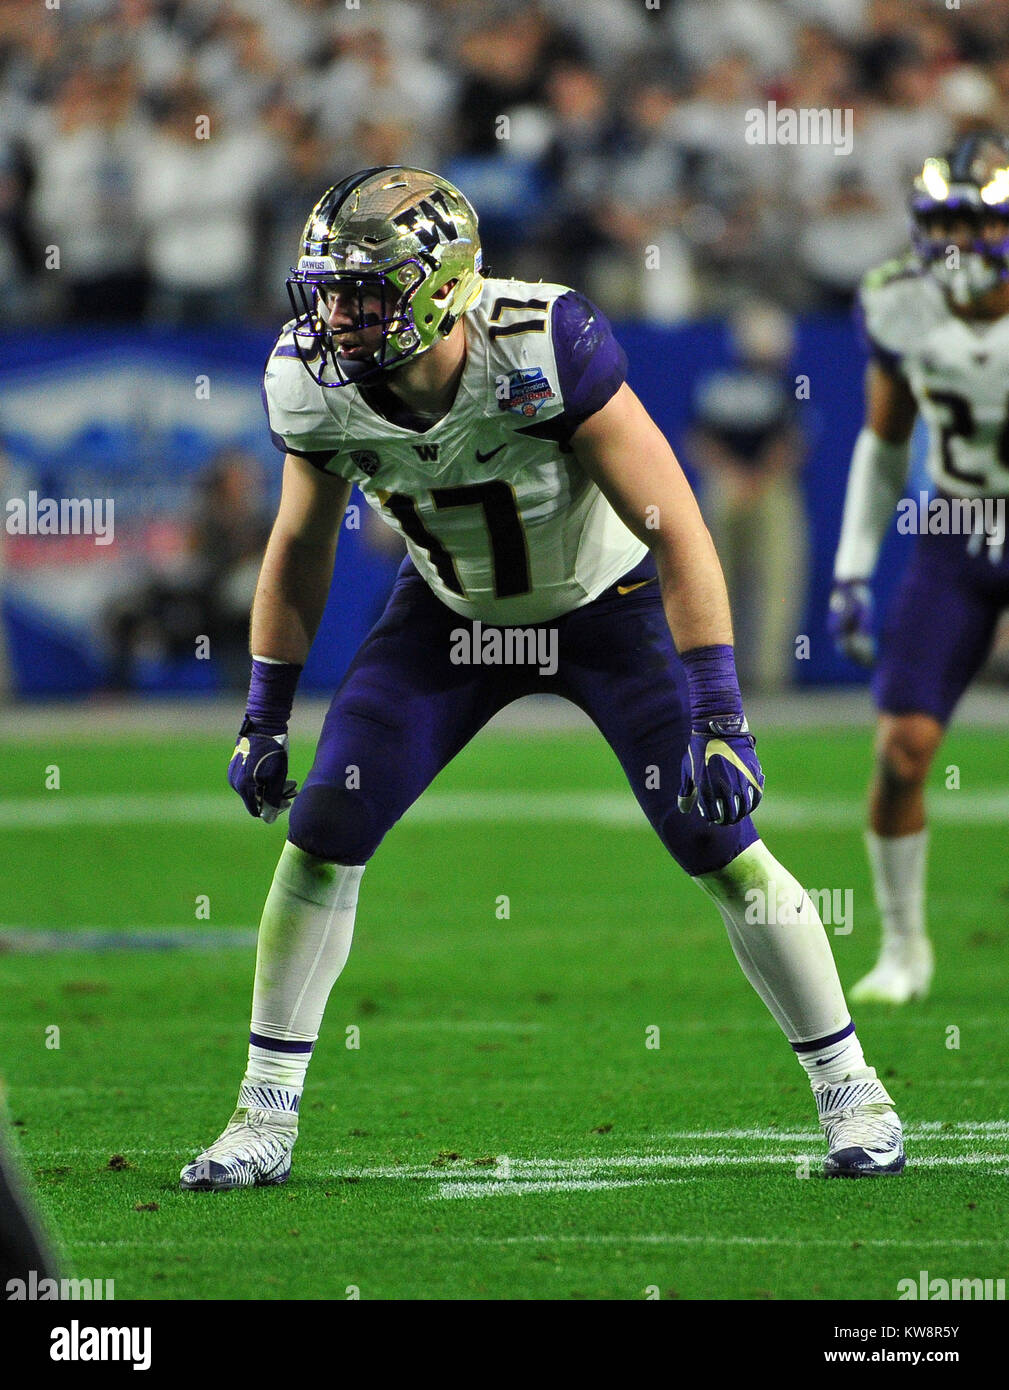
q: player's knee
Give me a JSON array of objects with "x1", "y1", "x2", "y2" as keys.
[
  {"x1": 657, "y1": 805, "x2": 760, "y2": 877},
  {"x1": 876, "y1": 718, "x2": 940, "y2": 791},
  {"x1": 288, "y1": 784, "x2": 385, "y2": 864}
]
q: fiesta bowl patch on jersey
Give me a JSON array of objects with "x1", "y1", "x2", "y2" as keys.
[{"x1": 499, "y1": 367, "x2": 556, "y2": 416}]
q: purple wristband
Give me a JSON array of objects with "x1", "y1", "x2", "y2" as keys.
[
  {"x1": 679, "y1": 644, "x2": 744, "y2": 729},
  {"x1": 245, "y1": 658, "x2": 302, "y2": 730}
]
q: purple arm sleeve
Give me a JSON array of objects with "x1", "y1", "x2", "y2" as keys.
[
  {"x1": 246, "y1": 658, "x2": 302, "y2": 729},
  {"x1": 679, "y1": 645, "x2": 744, "y2": 728},
  {"x1": 551, "y1": 291, "x2": 628, "y2": 432}
]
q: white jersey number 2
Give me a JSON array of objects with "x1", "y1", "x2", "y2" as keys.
[{"x1": 924, "y1": 387, "x2": 1009, "y2": 489}]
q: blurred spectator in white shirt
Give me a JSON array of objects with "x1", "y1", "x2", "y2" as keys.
[
  {"x1": 312, "y1": 25, "x2": 455, "y2": 146},
  {"x1": 136, "y1": 83, "x2": 277, "y2": 323},
  {"x1": 30, "y1": 66, "x2": 148, "y2": 321}
]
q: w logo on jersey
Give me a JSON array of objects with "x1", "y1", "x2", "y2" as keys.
[{"x1": 412, "y1": 443, "x2": 440, "y2": 462}]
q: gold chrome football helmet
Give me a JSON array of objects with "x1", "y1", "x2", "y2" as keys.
[{"x1": 286, "y1": 166, "x2": 483, "y2": 386}]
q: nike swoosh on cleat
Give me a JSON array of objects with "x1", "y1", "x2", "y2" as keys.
[
  {"x1": 616, "y1": 578, "x2": 656, "y2": 595},
  {"x1": 476, "y1": 444, "x2": 507, "y2": 462}
]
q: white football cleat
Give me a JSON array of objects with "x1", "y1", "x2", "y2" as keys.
[
  {"x1": 815, "y1": 1073, "x2": 905, "y2": 1178},
  {"x1": 180, "y1": 1107, "x2": 298, "y2": 1191},
  {"x1": 849, "y1": 937, "x2": 934, "y2": 1004}
]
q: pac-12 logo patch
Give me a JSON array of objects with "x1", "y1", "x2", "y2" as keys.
[
  {"x1": 349, "y1": 449, "x2": 381, "y2": 476},
  {"x1": 499, "y1": 367, "x2": 555, "y2": 417}
]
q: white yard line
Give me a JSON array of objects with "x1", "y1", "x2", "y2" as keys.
[
  {"x1": 18, "y1": 1135, "x2": 1009, "y2": 1211},
  {"x1": 67, "y1": 1233, "x2": 1009, "y2": 1252},
  {"x1": 435, "y1": 1233, "x2": 1009, "y2": 1248},
  {"x1": 655, "y1": 1117, "x2": 1009, "y2": 1139},
  {"x1": 0, "y1": 928, "x2": 258, "y2": 951},
  {"x1": 4, "y1": 788, "x2": 1009, "y2": 830},
  {"x1": 925, "y1": 1078, "x2": 1004, "y2": 1087},
  {"x1": 425, "y1": 1153, "x2": 1009, "y2": 1197},
  {"x1": 306, "y1": 1148, "x2": 1009, "y2": 1183},
  {"x1": 422, "y1": 1152, "x2": 1009, "y2": 1175},
  {"x1": 434, "y1": 1177, "x2": 691, "y2": 1198},
  {"x1": 3, "y1": 687, "x2": 1008, "y2": 739},
  {"x1": 21, "y1": 1121, "x2": 1009, "y2": 1166},
  {"x1": 373, "y1": 1020, "x2": 545, "y2": 1032}
]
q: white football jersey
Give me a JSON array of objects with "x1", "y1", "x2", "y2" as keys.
[
  {"x1": 861, "y1": 257, "x2": 1009, "y2": 498},
  {"x1": 263, "y1": 276, "x2": 647, "y2": 624}
]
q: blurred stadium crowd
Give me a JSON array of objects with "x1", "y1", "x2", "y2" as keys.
[
  {"x1": 5, "y1": 0, "x2": 1009, "y2": 701},
  {"x1": 3, "y1": 0, "x2": 1009, "y2": 326}
]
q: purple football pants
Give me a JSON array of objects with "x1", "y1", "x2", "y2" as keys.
[
  {"x1": 288, "y1": 554, "x2": 758, "y2": 875},
  {"x1": 874, "y1": 517, "x2": 1009, "y2": 723}
]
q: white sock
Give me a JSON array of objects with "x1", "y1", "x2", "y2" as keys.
[
  {"x1": 693, "y1": 839, "x2": 873, "y2": 1088},
  {"x1": 241, "y1": 841, "x2": 364, "y2": 1113},
  {"x1": 792, "y1": 1032, "x2": 869, "y2": 1086},
  {"x1": 865, "y1": 828, "x2": 928, "y2": 944}
]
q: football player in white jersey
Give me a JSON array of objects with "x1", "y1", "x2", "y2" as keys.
[
  {"x1": 830, "y1": 134, "x2": 1009, "y2": 1004},
  {"x1": 180, "y1": 167, "x2": 905, "y2": 1188}
]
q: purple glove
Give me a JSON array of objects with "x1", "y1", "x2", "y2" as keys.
[
  {"x1": 228, "y1": 659, "x2": 301, "y2": 823},
  {"x1": 228, "y1": 718, "x2": 298, "y2": 823},
  {"x1": 828, "y1": 580, "x2": 875, "y2": 668},
  {"x1": 677, "y1": 645, "x2": 764, "y2": 826}
]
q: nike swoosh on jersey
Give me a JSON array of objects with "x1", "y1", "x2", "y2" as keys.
[
  {"x1": 475, "y1": 444, "x2": 507, "y2": 462},
  {"x1": 616, "y1": 578, "x2": 656, "y2": 595}
]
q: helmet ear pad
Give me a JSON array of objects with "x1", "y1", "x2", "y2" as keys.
[
  {"x1": 450, "y1": 264, "x2": 486, "y2": 321},
  {"x1": 430, "y1": 278, "x2": 464, "y2": 339}
]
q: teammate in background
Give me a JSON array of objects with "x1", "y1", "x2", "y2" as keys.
[
  {"x1": 181, "y1": 167, "x2": 904, "y2": 1188},
  {"x1": 830, "y1": 134, "x2": 1009, "y2": 1004}
]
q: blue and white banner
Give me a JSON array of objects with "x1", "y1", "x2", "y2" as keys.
[{"x1": 0, "y1": 320, "x2": 915, "y2": 696}]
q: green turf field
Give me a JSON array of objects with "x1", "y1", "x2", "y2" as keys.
[{"x1": 2, "y1": 722, "x2": 1008, "y2": 1300}]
